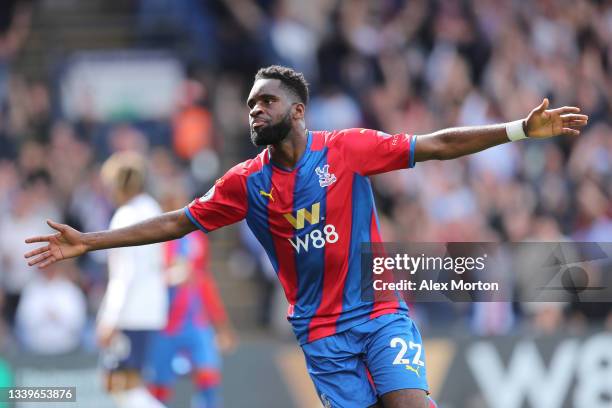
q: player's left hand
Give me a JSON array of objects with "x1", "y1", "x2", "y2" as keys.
[
  {"x1": 525, "y1": 98, "x2": 589, "y2": 138},
  {"x1": 96, "y1": 324, "x2": 118, "y2": 349}
]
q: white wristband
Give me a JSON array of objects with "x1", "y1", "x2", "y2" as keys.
[{"x1": 506, "y1": 120, "x2": 528, "y2": 141}]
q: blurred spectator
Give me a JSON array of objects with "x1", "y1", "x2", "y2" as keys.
[
  {"x1": 7, "y1": 79, "x2": 51, "y2": 144},
  {"x1": 172, "y1": 79, "x2": 215, "y2": 161},
  {"x1": 15, "y1": 262, "x2": 86, "y2": 355},
  {"x1": 108, "y1": 123, "x2": 149, "y2": 155},
  {"x1": 267, "y1": 0, "x2": 322, "y2": 79},
  {"x1": 0, "y1": 0, "x2": 31, "y2": 107},
  {"x1": 308, "y1": 85, "x2": 362, "y2": 130},
  {"x1": 0, "y1": 160, "x2": 18, "y2": 212},
  {"x1": 0, "y1": 118, "x2": 17, "y2": 161},
  {"x1": 0, "y1": 171, "x2": 60, "y2": 327},
  {"x1": 573, "y1": 179, "x2": 612, "y2": 242},
  {"x1": 147, "y1": 146, "x2": 194, "y2": 198},
  {"x1": 47, "y1": 121, "x2": 93, "y2": 201},
  {"x1": 170, "y1": 77, "x2": 223, "y2": 185},
  {"x1": 66, "y1": 166, "x2": 114, "y2": 298}
]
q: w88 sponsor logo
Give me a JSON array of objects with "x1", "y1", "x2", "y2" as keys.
[{"x1": 288, "y1": 225, "x2": 338, "y2": 253}]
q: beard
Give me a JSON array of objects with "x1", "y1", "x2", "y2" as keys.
[{"x1": 250, "y1": 110, "x2": 292, "y2": 146}]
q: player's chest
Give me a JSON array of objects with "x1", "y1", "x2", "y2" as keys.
[{"x1": 247, "y1": 161, "x2": 348, "y2": 220}]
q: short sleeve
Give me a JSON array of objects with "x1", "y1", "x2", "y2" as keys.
[
  {"x1": 185, "y1": 167, "x2": 248, "y2": 233},
  {"x1": 334, "y1": 128, "x2": 416, "y2": 176}
]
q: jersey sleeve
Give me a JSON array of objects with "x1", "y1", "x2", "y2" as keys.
[
  {"x1": 333, "y1": 128, "x2": 416, "y2": 176},
  {"x1": 185, "y1": 166, "x2": 248, "y2": 233}
]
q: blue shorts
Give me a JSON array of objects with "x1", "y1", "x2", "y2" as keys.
[
  {"x1": 145, "y1": 325, "x2": 220, "y2": 385},
  {"x1": 100, "y1": 330, "x2": 154, "y2": 373},
  {"x1": 301, "y1": 314, "x2": 429, "y2": 408}
]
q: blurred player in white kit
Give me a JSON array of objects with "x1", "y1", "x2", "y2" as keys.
[{"x1": 97, "y1": 151, "x2": 168, "y2": 408}]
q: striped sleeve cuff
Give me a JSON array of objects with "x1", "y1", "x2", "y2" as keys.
[{"x1": 409, "y1": 135, "x2": 417, "y2": 168}]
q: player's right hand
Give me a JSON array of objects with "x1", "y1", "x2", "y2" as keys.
[{"x1": 24, "y1": 220, "x2": 88, "y2": 268}]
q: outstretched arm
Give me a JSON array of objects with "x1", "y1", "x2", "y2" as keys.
[
  {"x1": 24, "y1": 209, "x2": 197, "y2": 268},
  {"x1": 414, "y1": 99, "x2": 588, "y2": 162}
]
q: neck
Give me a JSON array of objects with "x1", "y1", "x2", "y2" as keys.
[{"x1": 268, "y1": 126, "x2": 308, "y2": 168}]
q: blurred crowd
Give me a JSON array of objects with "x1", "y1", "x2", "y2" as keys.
[{"x1": 0, "y1": 0, "x2": 611, "y2": 355}]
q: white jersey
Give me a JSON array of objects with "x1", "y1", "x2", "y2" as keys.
[{"x1": 97, "y1": 194, "x2": 167, "y2": 330}]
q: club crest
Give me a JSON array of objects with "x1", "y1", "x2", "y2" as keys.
[{"x1": 315, "y1": 165, "x2": 337, "y2": 188}]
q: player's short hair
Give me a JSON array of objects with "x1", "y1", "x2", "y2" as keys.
[
  {"x1": 255, "y1": 65, "x2": 309, "y2": 105},
  {"x1": 101, "y1": 151, "x2": 146, "y2": 196}
]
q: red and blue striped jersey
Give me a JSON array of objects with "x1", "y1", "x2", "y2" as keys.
[
  {"x1": 185, "y1": 128, "x2": 416, "y2": 344},
  {"x1": 162, "y1": 233, "x2": 228, "y2": 334}
]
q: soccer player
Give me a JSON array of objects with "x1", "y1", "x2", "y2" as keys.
[
  {"x1": 24, "y1": 66, "x2": 588, "y2": 408},
  {"x1": 96, "y1": 152, "x2": 167, "y2": 408},
  {"x1": 147, "y1": 190, "x2": 237, "y2": 408}
]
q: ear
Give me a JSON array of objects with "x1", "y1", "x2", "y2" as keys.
[{"x1": 292, "y1": 103, "x2": 305, "y2": 120}]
